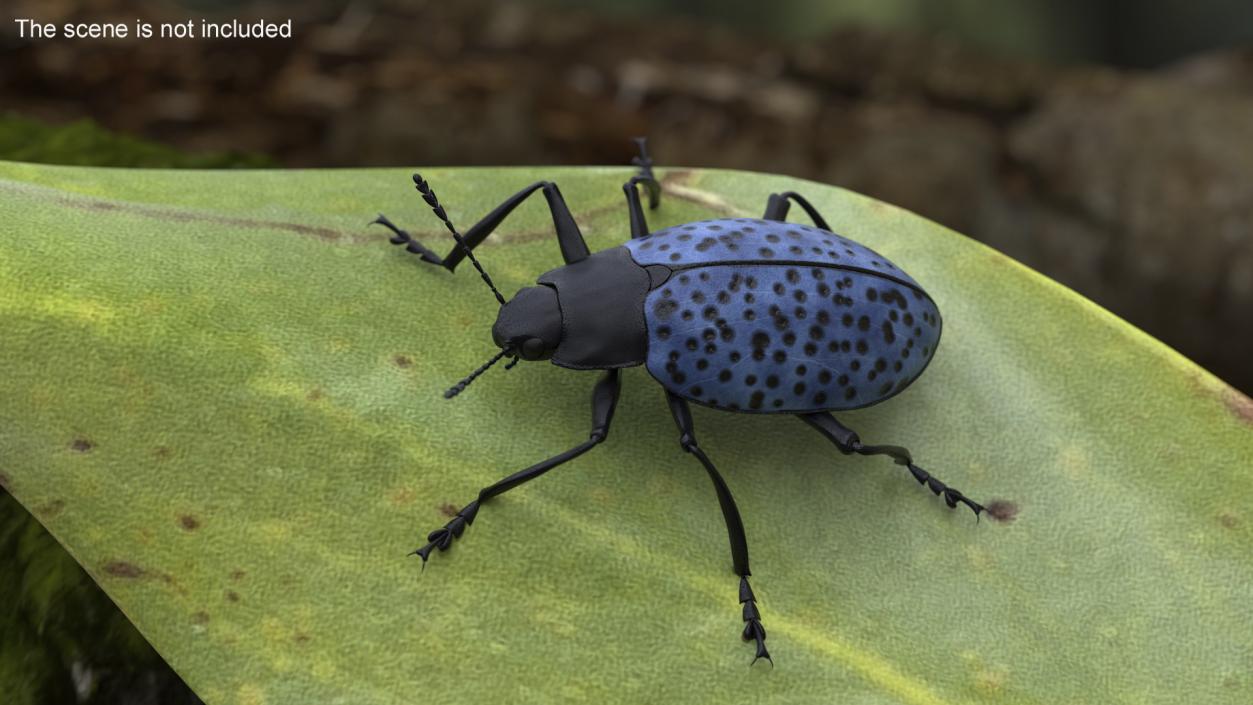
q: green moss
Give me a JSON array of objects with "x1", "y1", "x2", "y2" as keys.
[{"x1": 0, "y1": 113, "x2": 270, "y2": 168}]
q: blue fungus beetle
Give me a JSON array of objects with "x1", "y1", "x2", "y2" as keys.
[{"x1": 372, "y1": 139, "x2": 987, "y2": 665}]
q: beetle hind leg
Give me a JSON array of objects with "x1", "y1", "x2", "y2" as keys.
[
  {"x1": 667, "y1": 392, "x2": 772, "y2": 667},
  {"x1": 624, "y1": 137, "x2": 663, "y2": 239},
  {"x1": 798, "y1": 412, "x2": 987, "y2": 520}
]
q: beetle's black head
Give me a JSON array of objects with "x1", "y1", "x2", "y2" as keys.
[{"x1": 492, "y1": 285, "x2": 563, "y2": 361}]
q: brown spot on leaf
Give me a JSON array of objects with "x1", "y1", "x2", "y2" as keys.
[
  {"x1": 439, "y1": 502, "x2": 459, "y2": 518},
  {"x1": 70, "y1": 438, "x2": 94, "y2": 452},
  {"x1": 226, "y1": 590, "x2": 241, "y2": 603},
  {"x1": 393, "y1": 354, "x2": 413, "y2": 368},
  {"x1": 229, "y1": 569, "x2": 247, "y2": 581},
  {"x1": 180, "y1": 515, "x2": 200, "y2": 531},
  {"x1": 154, "y1": 446, "x2": 172, "y2": 459},
  {"x1": 294, "y1": 632, "x2": 311, "y2": 644},
  {"x1": 306, "y1": 388, "x2": 325, "y2": 401},
  {"x1": 985, "y1": 500, "x2": 1019, "y2": 523},
  {"x1": 1223, "y1": 388, "x2": 1253, "y2": 426},
  {"x1": 104, "y1": 561, "x2": 145, "y2": 579},
  {"x1": 387, "y1": 487, "x2": 416, "y2": 507},
  {"x1": 192, "y1": 611, "x2": 211, "y2": 625},
  {"x1": 39, "y1": 499, "x2": 65, "y2": 517},
  {"x1": 1218, "y1": 511, "x2": 1240, "y2": 530}
]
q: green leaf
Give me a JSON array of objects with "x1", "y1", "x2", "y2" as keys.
[{"x1": 1, "y1": 161, "x2": 1250, "y2": 705}]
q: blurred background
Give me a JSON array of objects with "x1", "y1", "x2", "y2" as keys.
[{"x1": 2, "y1": 0, "x2": 1251, "y2": 702}]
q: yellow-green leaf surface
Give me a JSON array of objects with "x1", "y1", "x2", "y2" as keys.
[{"x1": 1, "y1": 162, "x2": 1250, "y2": 705}]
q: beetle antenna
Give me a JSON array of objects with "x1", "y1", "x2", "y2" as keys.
[
  {"x1": 413, "y1": 173, "x2": 507, "y2": 307},
  {"x1": 445, "y1": 349, "x2": 510, "y2": 399}
]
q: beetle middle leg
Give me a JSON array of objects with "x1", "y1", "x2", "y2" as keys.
[
  {"x1": 666, "y1": 392, "x2": 771, "y2": 667},
  {"x1": 761, "y1": 191, "x2": 831, "y2": 231},
  {"x1": 411, "y1": 370, "x2": 621, "y2": 565},
  {"x1": 798, "y1": 412, "x2": 986, "y2": 519}
]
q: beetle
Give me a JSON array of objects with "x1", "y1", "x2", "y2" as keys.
[{"x1": 372, "y1": 139, "x2": 987, "y2": 665}]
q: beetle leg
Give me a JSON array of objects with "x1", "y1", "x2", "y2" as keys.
[
  {"x1": 762, "y1": 191, "x2": 832, "y2": 231},
  {"x1": 624, "y1": 136, "x2": 662, "y2": 239},
  {"x1": 411, "y1": 370, "x2": 620, "y2": 566},
  {"x1": 376, "y1": 178, "x2": 590, "y2": 270},
  {"x1": 798, "y1": 412, "x2": 987, "y2": 520},
  {"x1": 666, "y1": 392, "x2": 772, "y2": 667}
]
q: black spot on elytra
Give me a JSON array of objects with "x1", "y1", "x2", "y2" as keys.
[
  {"x1": 719, "y1": 370, "x2": 733, "y2": 383},
  {"x1": 786, "y1": 269, "x2": 800, "y2": 283},
  {"x1": 882, "y1": 321, "x2": 896, "y2": 344},
  {"x1": 654, "y1": 299, "x2": 679, "y2": 319},
  {"x1": 857, "y1": 316, "x2": 871, "y2": 332},
  {"x1": 749, "y1": 391, "x2": 765, "y2": 409},
  {"x1": 657, "y1": 326, "x2": 671, "y2": 340}
]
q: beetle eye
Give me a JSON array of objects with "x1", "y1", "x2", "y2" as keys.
[{"x1": 520, "y1": 337, "x2": 547, "y2": 360}]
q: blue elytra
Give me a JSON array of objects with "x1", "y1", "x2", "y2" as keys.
[
  {"x1": 624, "y1": 217, "x2": 941, "y2": 413},
  {"x1": 375, "y1": 146, "x2": 993, "y2": 668}
]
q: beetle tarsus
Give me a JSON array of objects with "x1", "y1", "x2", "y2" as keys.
[
  {"x1": 372, "y1": 213, "x2": 446, "y2": 267},
  {"x1": 410, "y1": 501, "x2": 480, "y2": 568},
  {"x1": 739, "y1": 576, "x2": 772, "y2": 667},
  {"x1": 801, "y1": 413, "x2": 986, "y2": 522}
]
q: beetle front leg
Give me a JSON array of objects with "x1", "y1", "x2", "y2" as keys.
[
  {"x1": 798, "y1": 412, "x2": 987, "y2": 519},
  {"x1": 412, "y1": 370, "x2": 621, "y2": 566}
]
